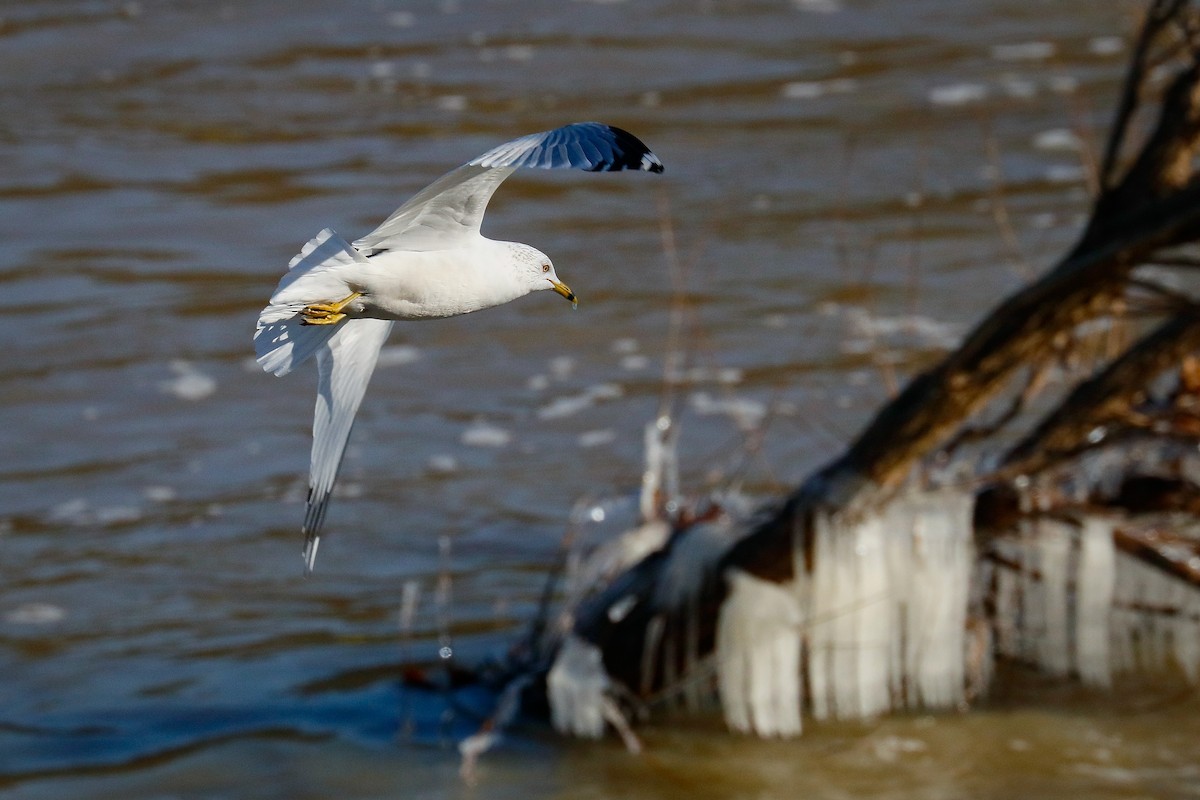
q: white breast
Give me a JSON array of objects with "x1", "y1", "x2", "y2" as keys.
[{"x1": 353, "y1": 241, "x2": 528, "y2": 321}]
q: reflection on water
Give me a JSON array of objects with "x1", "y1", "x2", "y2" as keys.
[{"x1": 3, "y1": 0, "x2": 1197, "y2": 797}]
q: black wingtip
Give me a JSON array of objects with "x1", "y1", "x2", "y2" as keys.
[{"x1": 599, "y1": 124, "x2": 665, "y2": 173}]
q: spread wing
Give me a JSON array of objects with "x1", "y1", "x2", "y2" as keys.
[
  {"x1": 352, "y1": 122, "x2": 664, "y2": 254},
  {"x1": 302, "y1": 317, "x2": 394, "y2": 573}
]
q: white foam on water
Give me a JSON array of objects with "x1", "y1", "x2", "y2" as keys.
[
  {"x1": 610, "y1": 337, "x2": 639, "y2": 354},
  {"x1": 578, "y1": 429, "x2": 616, "y2": 448},
  {"x1": 1089, "y1": 36, "x2": 1124, "y2": 56},
  {"x1": 386, "y1": 10, "x2": 416, "y2": 27},
  {"x1": 587, "y1": 383, "x2": 623, "y2": 401},
  {"x1": 435, "y1": 94, "x2": 467, "y2": 112},
  {"x1": 538, "y1": 383, "x2": 623, "y2": 420},
  {"x1": 872, "y1": 734, "x2": 928, "y2": 763},
  {"x1": 666, "y1": 366, "x2": 743, "y2": 385},
  {"x1": 49, "y1": 498, "x2": 89, "y2": 524},
  {"x1": 999, "y1": 73, "x2": 1039, "y2": 99},
  {"x1": 503, "y1": 44, "x2": 535, "y2": 62},
  {"x1": 46, "y1": 498, "x2": 141, "y2": 527},
  {"x1": 537, "y1": 394, "x2": 593, "y2": 420},
  {"x1": 1033, "y1": 128, "x2": 1082, "y2": 151},
  {"x1": 1048, "y1": 74, "x2": 1079, "y2": 94},
  {"x1": 375, "y1": 345, "x2": 421, "y2": 367},
  {"x1": 5, "y1": 602, "x2": 66, "y2": 625},
  {"x1": 548, "y1": 355, "x2": 575, "y2": 381},
  {"x1": 839, "y1": 306, "x2": 962, "y2": 351},
  {"x1": 460, "y1": 420, "x2": 511, "y2": 448},
  {"x1": 781, "y1": 81, "x2": 823, "y2": 100},
  {"x1": 928, "y1": 83, "x2": 987, "y2": 107},
  {"x1": 94, "y1": 505, "x2": 142, "y2": 525},
  {"x1": 160, "y1": 359, "x2": 217, "y2": 401},
  {"x1": 689, "y1": 391, "x2": 767, "y2": 430},
  {"x1": 781, "y1": 78, "x2": 856, "y2": 101},
  {"x1": 991, "y1": 41, "x2": 1056, "y2": 61},
  {"x1": 792, "y1": 0, "x2": 841, "y2": 12},
  {"x1": 619, "y1": 354, "x2": 650, "y2": 371},
  {"x1": 1045, "y1": 164, "x2": 1085, "y2": 184}
]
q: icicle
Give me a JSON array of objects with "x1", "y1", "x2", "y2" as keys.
[
  {"x1": 1034, "y1": 518, "x2": 1073, "y2": 677},
  {"x1": 881, "y1": 497, "x2": 919, "y2": 707},
  {"x1": 561, "y1": 519, "x2": 670, "y2": 611},
  {"x1": 905, "y1": 490, "x2": 974, "y2": 710},
  {"x1": 1177, "y1": 579, "x2": 1200, "y2": 682},
  {"x1": 715, "y1": 569, "x2": 802, "y2": 737},
  {"x1": 640, "y1": 614, "x2": 665, "y2": 697},
  {"x1": 652, "y1": 516, "x2": 741, "y2": 612},
  {"x1": 805, "y1": 489, "x2": 973, "y2": 719},
  {"x1": 712, "y1": 486, "x2": 980, "y2": 736},
  {"x1": 1016, "y1": 521, "x2": 1043, "y2": 665},
  {"x1": 992, "y1": 553, "x2": 1021, "y2": 661},
  {"x1": 547, "y1": 634, "x2": 610, "y2": 738},
  {"x1": 647, "y1": 511, "x2": 743, "y2": 712},
  {"x1": 1168, "y1": 569, "x2": 1200, "y2": 681},
  {"x1": 639, "y1": 415, "x2": 678, "y2": 521},
  {"x1": 806, "y1": 511, "x2": 835, "y2": 721},
  {"x1": 1109, "y1": 549, "x2": 1139, "y2": 675},
  {"x1": 1140, "y1": 553, "x2": 1174, "y2": 670},
  {"x1": 854, "y1": 513, "x2": 892, "y2": 717},
  {"x1": 823, "y1": 508, "x2": 870, "y2": 718},
  {"x1": 1075, "y1": 516, "x2": 1115, "y2": 687}
]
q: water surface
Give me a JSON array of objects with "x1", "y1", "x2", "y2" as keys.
[{"x1": 5, "y1": 1, "x2": 1198, "y2": 797}]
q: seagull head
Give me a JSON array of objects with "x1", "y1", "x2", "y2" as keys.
[{"x1": 508, "y1": 242, "x2": 577, "y2": 308}]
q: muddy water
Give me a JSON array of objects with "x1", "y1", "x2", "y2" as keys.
[{"x1": 4, "y1": 1, "x2": 1198, "y2": 798}]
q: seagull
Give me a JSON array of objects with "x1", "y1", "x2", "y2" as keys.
[{"x1": 254, "y1": 122, "x2": 664, "y2": 573}]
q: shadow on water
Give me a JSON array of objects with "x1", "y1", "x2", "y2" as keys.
[{"x1": 0, "y1": 672, "x2": 506, "y2": 789}]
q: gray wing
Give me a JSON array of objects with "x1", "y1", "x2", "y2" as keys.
[
  {"x1": 302, "y1": 317, "x2": 394, "y2": 573},
  {"x1": 353, "y1": 122, "x2": 664, "y2": 254}
]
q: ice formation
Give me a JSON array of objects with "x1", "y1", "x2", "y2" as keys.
[
  {"x1": 547, "y1": 634, "x2": 610, "y2": 738},
  {"x1": 992, "y1": 512, "x2": 1200, "y2": 686},
  {"x1": 717, "y1": 569, "x2": 803, "y2": 736},
  {"x1": 716, "y1": 488, "x2": 974, "y2": 736}
]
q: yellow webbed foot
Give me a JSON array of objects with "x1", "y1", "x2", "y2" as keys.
[{"x1": 300, "y1": 292, "x2": 362, "y2": 326}]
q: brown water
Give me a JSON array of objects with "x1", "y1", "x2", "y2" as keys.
[{"x1": 5, "y1": 1, "x2": 1199, "y2": 797}]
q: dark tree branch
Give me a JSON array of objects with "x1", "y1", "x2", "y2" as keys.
[
  {"x1": 556, "y1": 0, "x2": 1200, "y2": 708},
  {"x1": 996, "y1": 309, "x2": 1200, "y2": 480}
]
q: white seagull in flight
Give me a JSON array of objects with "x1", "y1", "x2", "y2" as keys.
[{"x1": 255, "y1": 122, "x2": 664, "y2": 573}]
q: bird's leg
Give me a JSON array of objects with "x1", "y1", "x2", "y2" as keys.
[{"x1": 300, "y1": 292, "x2": 362, "y2": 326}]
